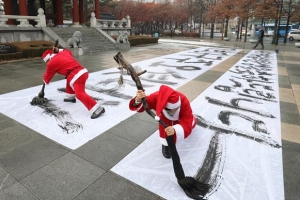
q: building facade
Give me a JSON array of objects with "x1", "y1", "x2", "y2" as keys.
[{"x1": 1, "y1": 0, "x2": 100, "y2": 27}]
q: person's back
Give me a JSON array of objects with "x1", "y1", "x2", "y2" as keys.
[
  {"x1": 259, "y1": 30, "x2": 264, "y2": 39},
  {"x1": 253, "y1": 29, "x2": 265, "y2": 49},
  {"x1": 49, "y1": 50, "x2": 80, "y2": 70},
  {"x1": 41, "y1": 47, "x2": 105, "y2": 119},
  {"x1": 44, "y1": 49, "x2": 82, "y2": 81}
]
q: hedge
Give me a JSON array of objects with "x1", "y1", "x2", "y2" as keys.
[
  {"x1": 0, "y1": 36, "x2": 159, "y2": 63},
  {"x1": 0, "y1": 41, "x2": 54, "y2": 62},
  {"x1": 162, "y1": 31, "x2": 200, "y2": 38},
  {"x1": 111, "y1": 35, "x2": 159, "y2": 46}
]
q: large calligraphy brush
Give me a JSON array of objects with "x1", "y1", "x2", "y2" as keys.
[
  {"x1": 113, "y1": 52, "x2": 209, "y2": 200},
  {"x1": 30, "y1": 39, "x2": 59, "y2": 106}
]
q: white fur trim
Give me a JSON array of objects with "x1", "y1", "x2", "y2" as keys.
[
  {"x1": 43, "y1": 80, "x2": 49, "y2": 85},
  {"x1": 162, "y1": 106, "x2": 180, "y2": 120},
  {"x1": 155, "y1": 116, "x2": 160, "y2": 121},
  {"x1": 69, "y1": 68, "x2": 88, "y2": 90},
  {"x1": 66, "y1": 93, "x2": 76, "y2": 98},
  {"x1": 48, "y1": 54, "x2": 56, "y2": 60},
  {"x1": 136, "y1": 102, "x2": 143, "y2": 111},
  {"x1": 166, "y1": 96, "x2": 181, "y2": 109},
  {"x1": 159, "y1": 137, "x2": 168, "y2": 146},
  {"x1": 90, "y1": 103, "x2": 100, "y2": 114},
  {"x1": 173, "y1": 124, "x2": 184, "y2": 140},
  {"x1": 192, "y1": 114, "x2": 196, "y2": 127},
  {"x1": 43, "y1": 54, "x2": 51, "y2": 62}
]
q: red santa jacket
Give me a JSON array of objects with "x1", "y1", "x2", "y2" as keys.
[
  {"x1": 43, "y1": 49, "x2": 87, "y2": 87},
  {"x1": 129, "y1": 89, "x2": 196, "y2": 140}
]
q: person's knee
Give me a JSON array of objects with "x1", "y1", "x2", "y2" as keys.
[{"x1": 74, "y1": 90, "x2": 85, "y2": 100}]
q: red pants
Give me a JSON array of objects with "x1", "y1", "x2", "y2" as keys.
[{"x1": 65, "y1": 73, "x2": 97, "y2": 111}]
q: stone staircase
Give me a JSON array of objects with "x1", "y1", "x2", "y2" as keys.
[{"x1": 50, "y1": 27, "x2": 117, "y2": 52}]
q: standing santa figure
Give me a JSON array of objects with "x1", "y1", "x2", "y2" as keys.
[{"x1": 129, "y1": 85, "x2": 197, "y2": 158}]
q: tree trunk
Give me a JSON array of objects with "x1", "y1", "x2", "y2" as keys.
[
  {"x1": 210, "y1": 23, "x2": 214, "y2": 38},
  {"x1": 244, "y1": 19, "x2": 248, "y2": 42},
  {"x1": 224, "y1": 17, "x2": 229, "y2": 38},
  {"x1": 271, "y1": 19, "x2": 278, "y2": 44}
]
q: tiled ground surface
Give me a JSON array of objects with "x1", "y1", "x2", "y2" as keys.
[{"x1": 0, "y1": 36, "x2": 299, "y2": 200}]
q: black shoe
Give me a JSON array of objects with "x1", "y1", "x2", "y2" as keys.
[
  {"x1": 64, "y1": 97, "x2": 76, "y2": 103},
  {"x1": 162, "y1": 145, "x2": 171, "y2": 159},
  {"x1": 91, "y1": 106, "x2": 105, "y2": 119}
]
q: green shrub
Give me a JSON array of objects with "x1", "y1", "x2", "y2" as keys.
[
  {"x1": 0, "y1": 40, "x2": 54, "y2": 62},
  {"x1": 129, "y1": 36, "x2": 158, "y2": 46},
  {"x1": 181, "y1": 32, "x2": 200, "y2": 38},
  {"x1": 0, "y1": 37, "x2": 158, "y2": 63},
  {"x1": 163, "y1": 31, "x2": 200, "y2": 38},
  {"x1": 15, "y1": 41, "x2": 54, "y2": 58},
  {"x1": 163, "y1": 31, "x2": 182, "y2": 37},
  {"x1": 0, "y1": 52, "x2": 23, "y2": 61},
  {"x1": 0, "y1": 43, "x2": 20, "y2": 61},
  {"x1": 111, "y1": 35, "x2": 159, "y2": 46}
]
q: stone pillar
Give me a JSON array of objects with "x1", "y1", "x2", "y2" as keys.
[
  {"x1": 55, "y1": 0, "x2": 63, "y2": 25},
  {"x1": 3, "y1": 0, "x2": 14, "y2": 24},
  {"x1": 71, "y1": 0, "x2": 81, "y2": 27},
  {"x1": 94, "y1": 0, "x2": 100, "y2": 19},
  {"x1": 18, "y1": 0, "x2": 28, "y2": 15}
]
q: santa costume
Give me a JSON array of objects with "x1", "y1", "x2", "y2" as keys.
[
  {"x1": 42, "y1": 49, "x2": 104, "y2": 119},
  {"x1": 129, "y1": 85, "x2": 197, "y2": 146}
]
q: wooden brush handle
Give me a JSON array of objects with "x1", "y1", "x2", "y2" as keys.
[{"x1": 54, "y1": 39, "x2": 59, "y2": 47}]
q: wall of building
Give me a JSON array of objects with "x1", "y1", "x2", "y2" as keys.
[{"x1": 0, "y1": 27, "x2": 50, "y2": 43}]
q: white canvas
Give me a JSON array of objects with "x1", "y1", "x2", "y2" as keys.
[
  {"x1": 111, "y1": 50, "x2": 284, "y2": 200},
  {"x1": 0, "y1": 46, "x2": 239, "y2": 149}
]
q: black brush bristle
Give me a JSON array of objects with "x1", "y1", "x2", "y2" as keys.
[
  {"x1": 30, "y1": 97, "x2": 49, "y2": 106},
  {"x1": 178, "y1": 177, "x2": 210, "y2": 200}
]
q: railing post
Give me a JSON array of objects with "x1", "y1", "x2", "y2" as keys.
[
  {"x1": 36, "y1": 8, "x2": 46, "y2": 27},
  {"x1": 90, "y1": 12, "x2": 97, "y2": 27},
  {"x1": 0, "y1": 14, "x2": 9, "y2": 27},
  {"x1": 126, "y1": 15, "x2": 131, "y2": 28},
  {"x1": 111, "y1": 21, "x2": 116, "y2": 28},
  {"x1": 102, "y1": 21, "x2": 108, "y2": 28},
  {"x1": 17, "y1": 19, "x2": 32, "y2": 27}
]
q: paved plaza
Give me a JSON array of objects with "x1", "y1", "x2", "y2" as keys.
[{"x1": 0, "y1": 36, "x2": 299, "y2": 200}]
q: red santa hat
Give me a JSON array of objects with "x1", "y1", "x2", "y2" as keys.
[
  {"x1": 42, "y1": 50, "x2": 54, "y2": 62},
  {"x1": 155, "y1": 85, "x2": 181, "y2": 120}
]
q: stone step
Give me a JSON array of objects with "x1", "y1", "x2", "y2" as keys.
[
  {"x1": 51, "y1": 27, "x2": 118, "y2": 52},
  {"x1": 78, "y1": 39, "x2": 111, "y2": 44}
]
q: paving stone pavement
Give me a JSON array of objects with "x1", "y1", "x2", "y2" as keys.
[{"x1": 0, "y1": 36, "x2": 299, "y2": 200}]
